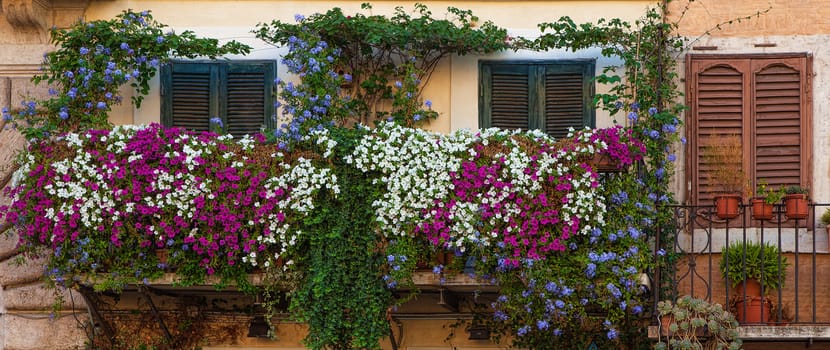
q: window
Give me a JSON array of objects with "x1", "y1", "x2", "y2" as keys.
[
  {"x1": 688, "y1": 54, "x2": 812, "y2": 205},
  {"x1": 161, "y1": 60, "x2": 275, "y2": 137},
  {"x1": 479, "y1": 60, "x2": 595, "y2": 139}
]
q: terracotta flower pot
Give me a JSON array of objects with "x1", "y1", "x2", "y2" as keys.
[
  {"x1": 751, "y1": 198, "x2": 774, "y2": 220},
  {"x1": 714, "y1": 195, "x2": 741, "y2": 219},
  {"x1": 733, "y1": 279, "x2": 762, "y2": 297},
  {"x1": 784, "y1": 194, "x2": 808, "y2": 219},
  {"x1": 734, "y1": 296, "x2": 772, "y2": 324}
]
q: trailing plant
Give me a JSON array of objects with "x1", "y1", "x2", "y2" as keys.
[
  {"x1": 655, "y1": 295, "x2": 742, "y2": 350},
  {"x1": 720, "y1": 241, "x2": 788, "y2": 294},
  {"x1": 254, "y1": 3, "x2": 510, "y2": 126},
  {"x1": 1, "y1": 10, "x2": 250, "y2": 139}
]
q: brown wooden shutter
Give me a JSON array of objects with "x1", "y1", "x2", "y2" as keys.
[
  {"x1": 489, "y1": 65, "x2": 531, "y2": 131},
  {"x1": 751, "y1": 58, "x2": 808, "y2": 188},
  {"x1": 545, "y1": 70, "x2": 585, "y2": 139},
  {"x1": 688, "y1": 54, "x2": 811, "y2": 206},
  {"x1": 690, "y1": 59, "x2": 749, "y2": 205},
  {"x1": 169, "y1": 65, "x2": 214, "y2": 132},
  {"x1": 226, "y1": 67, "x2": 267, "y2": 136}
]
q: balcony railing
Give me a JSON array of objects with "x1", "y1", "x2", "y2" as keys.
[{"x1": 654, "y1": 202, "x2": 830, "y2": 326}]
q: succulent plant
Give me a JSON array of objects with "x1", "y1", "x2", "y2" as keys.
[{"x1": 655, "y1": 295, "x2": 742, "y2": 350}]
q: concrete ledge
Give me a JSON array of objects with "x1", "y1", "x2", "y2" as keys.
[
  {"x1": 648, "y1": 325, "x2": 830, "y2": 340},
  {"x1": 4, "y1": 283, "x2": 86, "y2": 311}
]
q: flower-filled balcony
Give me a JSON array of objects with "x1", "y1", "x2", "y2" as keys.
[{"x1": 1, "y1": 121, "x2": 661, "y2": 349}]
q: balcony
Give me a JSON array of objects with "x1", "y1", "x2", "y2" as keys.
[{"x1": 652, "y1": 202, "x2": 830, "y2": 343}]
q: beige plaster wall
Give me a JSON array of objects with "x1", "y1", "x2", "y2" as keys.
[{"x1": 81, "y1": 0, "x2": 653, "y2": 134}]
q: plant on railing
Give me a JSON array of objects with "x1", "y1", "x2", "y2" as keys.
[
  {"x1": 254, "y1": 3, "x2": 510, "y2": 126},
  {"x1": 655, "y1": 295, "x2": 741, "y2": 350},
  {"x1": 1, "y1": 10, "x2": 250, "y2": 139}
]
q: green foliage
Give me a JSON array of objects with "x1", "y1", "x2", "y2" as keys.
[
  {"x1": 288, "y1": 131, "x2": 392, "y2": 350},
  {"x1": 655, "y1": 295, "x2": 741, "y2": 350},
  {"x1": 783, "y1": 185, "x2": 808, "y2": 195},
  {"x1": 720, "y1": 241, "x2": 788, "y2": 294},
  {"x1": 254, "y1": 3, "x2": 510, "y2": 126},
  {"x1": 821, "y1": 209, "x2": 830, "y2": 226},
  {"x1": 12, "y1": 10, "x2": 250, "y2": 138},
  {"x1": 755, "y1": 180, "x2": 785, "y2": 204}
]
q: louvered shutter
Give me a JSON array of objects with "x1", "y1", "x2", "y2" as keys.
[
  {"x1": 224, "y1": 62, "x2": 275, "y2": 137},
  {"x1": 544, "y1": 64, "x2": 593, "y2": 139},
  {"x1": 480, "y1": 61, "x2": 594, "y2": 137},
  {"x1": 162, "y1": 63, "x2": 216, "y2": 132},
  {"x1": 689, "y1": 55, "x2": 811, "y2": 206},
  {"x1": 752, "y1": 58, "x2": 808, "y2": 188},
  {"x1": 481, "y1": 64, "x2": 531, "y2": 131},
  {"x1": 690, "y1": 60, "x2": 749, "y2": 205},
  {"x1": 162, "y1": 61, "x2": 275, "y2": 137}
]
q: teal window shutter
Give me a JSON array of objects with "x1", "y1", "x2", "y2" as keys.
[
  {"x1": 479, "y1": 60, "x2": 595, "y2": 139},
  {"x1": 161, "y1": 60, "x2": 275, "y2": 137}
]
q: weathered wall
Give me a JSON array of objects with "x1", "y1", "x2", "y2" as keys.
[{"x1": 668, "y1": 0, "x2": 830, "y2": 37}]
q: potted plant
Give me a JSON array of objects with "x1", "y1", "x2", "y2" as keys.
[
  {"x1": 751, "y1": 180, "x2": 784, "y2": 221},
  {"x1": 701, "y1": 134, "x2": 746, "y2": 219},
  {"x1": 820, "y1": 208, "x2": 830, "y2": 237},
  {"x1": 783, "y1": 185, "x2": 809, "y2": 219},
  {"x1": 655, "y1": 295, "x2": 741, "y2": 350},
  {"x1": 719, "y1": 241, "x2": 789, "y2": 324}
]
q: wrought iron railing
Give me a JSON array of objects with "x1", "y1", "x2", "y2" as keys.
[{"x1": 654, "y1": 202, "x2": 830, "y2": 325}]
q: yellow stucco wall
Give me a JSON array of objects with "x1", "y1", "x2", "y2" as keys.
[{"x1": 80, "y1": 0, "x2": 654, "y2": 134}]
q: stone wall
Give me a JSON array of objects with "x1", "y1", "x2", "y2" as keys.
[{"x1": 0, "y1": 81, "x2": 87, "y2": 349}]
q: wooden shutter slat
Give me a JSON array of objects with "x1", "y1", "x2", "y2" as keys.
[
  {"x1": 753, "y1": 62, "x2": 802, "y2": 187},
  {"x1": 490, "y1": 72, "x2": 530, "y2": 131},
  {"x1": 545, "y1": 72, "x2": 584, "y2": 138},
  {"x1": 171, "y1": 70, "x2": 210, "y2": 131},
  {"x1": 691, "y1": 62, "x2": 747, "y2": 205}
]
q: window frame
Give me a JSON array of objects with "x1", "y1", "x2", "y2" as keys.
[
  {"x1": 160, "y1": 59, "x2": 276, "y2": 136},
  {"x1": 478, "y1": 59, "x2": 596, "y2": 138}
]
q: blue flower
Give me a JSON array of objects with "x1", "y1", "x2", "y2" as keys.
[
  {"x1": 120, "y1": 42, "x2": 130, "y2": 50},
  {"x1": 607, "y1": 328, "x2": 618, "y2": 339},
  {"x1": 394, "y1": 81, "x2": 403, "y2": 88},
  {"x1": 210, "y1": 117, "x2": 223, "y2": 128},
  {"x1": 294, "y1": 14, "x2": 305, "y2": 22},
  {"x1": 96, "y1": 102, "x2": 107, "y2": 109},
  {"x1": 425, "y1": 100, "x2": 432, "y2": 108},
  {"x1": 79, "y1": 47, "x2": 89, "y2": 55},
  {"x1": 627, "y1": 111, "x2": 638, "y2": 121},
  {"x1": 517, "y1": 325, "x2": 530, "y2": 336},
  {"x1": 156, "y1": 36, "x2": 164, "y2": 44},
  {"x1": 649, "y1": 129, "x2": 660, "y2": 139},
  {"x1": 668, "y1": 154, "x2": 677, "y2": 162},
  {"x1": 631, "y1": 102, "x2": 640, "y2": 111},
  {"x1": 536, "y1": 320, "x2": 549, "y2": 330},
  {"x1": 648, "y1": 107, "x2": 658, "y2": 115}
]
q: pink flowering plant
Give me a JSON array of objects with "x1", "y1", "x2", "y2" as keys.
[{"x1": 3, "y1": 124, "x2": 338, "y2": 290}]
